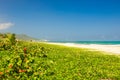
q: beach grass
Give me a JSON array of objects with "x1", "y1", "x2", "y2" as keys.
[{"x1": 0, "y1": 41, "x2": 120, "y2": 80}]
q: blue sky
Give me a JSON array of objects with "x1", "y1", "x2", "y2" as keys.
[{"x1": 0, "y1": 0, "x2": 120, "y2": 41}]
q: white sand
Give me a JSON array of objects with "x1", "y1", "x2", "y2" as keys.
[{"x1": 47, "y1": 42, "x2": 120, "y2": 55}]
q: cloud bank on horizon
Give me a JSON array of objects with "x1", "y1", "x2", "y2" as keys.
[{"x1": 0, "y1": 22, "x2": 14, "y2": 30}]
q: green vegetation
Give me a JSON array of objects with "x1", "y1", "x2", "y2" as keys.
[
  {"x1": 0, "y1": 33, "x2": 120, "y2": 80},
  {"x1": 9, "y1": 33, "x2": 16, "y2": 45}
]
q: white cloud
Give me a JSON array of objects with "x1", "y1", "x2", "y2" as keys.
[{"x1": 0, "y1": 22, "x2": 14, "y2": 30}]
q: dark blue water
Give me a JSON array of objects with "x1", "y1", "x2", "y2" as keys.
[{"x1": 50, "y1": 41, "x2": 120, "y2": 45}]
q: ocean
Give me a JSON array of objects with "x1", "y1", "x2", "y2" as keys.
[{"x1": 50, "y1": 41, "x2": 120, "y2": 45}]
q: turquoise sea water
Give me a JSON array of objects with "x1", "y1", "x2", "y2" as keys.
[{"x1": 50, "y1": 41, "x2": 120, "y2": 45}]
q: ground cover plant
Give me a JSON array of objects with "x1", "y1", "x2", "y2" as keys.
[{"x1": 0, "y1": 40, "x2": 120, "y2": 80}]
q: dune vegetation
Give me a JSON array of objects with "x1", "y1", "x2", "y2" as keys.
[{"x1": 0, "y1": 33, "x2": 120, "y2": 80}]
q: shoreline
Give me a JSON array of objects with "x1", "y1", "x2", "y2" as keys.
[{"x1": 47, "y1": 42, "x2": 120, "y2": 55}]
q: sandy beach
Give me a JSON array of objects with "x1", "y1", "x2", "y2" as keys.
[{"x1": 48, "y1": 42, "x2": 120, "y2": 55}]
